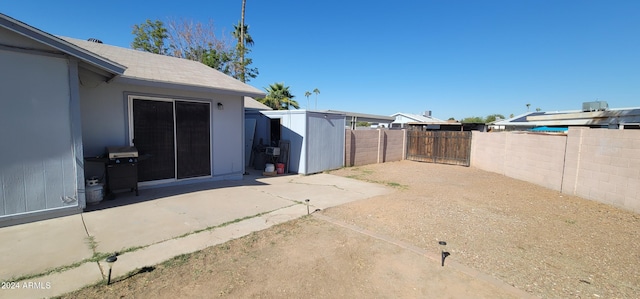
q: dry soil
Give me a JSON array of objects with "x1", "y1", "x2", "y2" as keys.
[{"x1": 62, "y1": 160, "x2": 640, "y2": 298}]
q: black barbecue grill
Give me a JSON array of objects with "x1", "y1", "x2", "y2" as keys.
[{"x1": 106, "y1": 146, "x2": 139, "y2": 196}]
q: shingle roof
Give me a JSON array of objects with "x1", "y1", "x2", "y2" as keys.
[
  {"x1": 61, "y1": 37, "x2": 265, "y2": 98},
  {"x1": 244, "y1": 97, "x2": 272, "y2": 110}
]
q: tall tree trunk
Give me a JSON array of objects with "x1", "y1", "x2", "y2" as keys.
[{"x1": 240, "y1": 0, "x2": 246, "y2": 82}]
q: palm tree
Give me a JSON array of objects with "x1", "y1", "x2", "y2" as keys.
[
  {"x1": 235, "y1": 0, "x2": 252, "y2": 82},
  {"x1": 258, "y1": 82, "x2": 299, "y2": 110},
  {"x1": 233, "y1": 22, "x2": 254, "y2": 47},
  {"x1": 526, "y1": 103, "x2": 531, "y2": 112},
  {"x1": 313, "y1": 88, "x2": 320, "y2": 110},
  {"x1": 304, "y1": 91, "x2": 312, "y2": 109}
]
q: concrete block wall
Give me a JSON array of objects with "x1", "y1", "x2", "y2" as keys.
[
  {"x1": 345, "y1": 129, "x2": 405, "y2": 167},
  {"x1": 470, "y1": 131, "x2": 507, "y2": 175},
  {"x1": 472, "y1": 129, "x2": 640, "y2": 213},
  {"x1": 472, "y1": 132, "x2": 566, "y2": 191},
  {"x1": 562, "y1": 128, "x2": 640, "y2": 213},
  {"x1": 504, "y1": 133, "x2": 567, "y2": 191},
  {"x1": 345, "y1": 130, "x2": 379, "y2": 166},
  {"x1": 382, "y1": 130, "x2": 405, "y2": 162}
]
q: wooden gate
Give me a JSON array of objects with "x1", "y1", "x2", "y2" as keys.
[{"x1": 406, "y1": 131, "x2": 472, "y2": 166}]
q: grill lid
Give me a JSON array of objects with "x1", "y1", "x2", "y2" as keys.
[{"x1": 107, "y1": 146, "x2": 138, "y2": 159}]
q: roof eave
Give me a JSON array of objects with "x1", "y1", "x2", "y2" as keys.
[
  {"x1": 0, "y1": 13, "x2": 125, "y2": 75},
  {"x1": 115, "y1": 76, "x2": 266, "y2": 98}
]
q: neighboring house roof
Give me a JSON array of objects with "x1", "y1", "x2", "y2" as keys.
[
  {"x1": 0, "y1": 13, "x2": 125, "y2": 76},
  {"x1": 325, "y1": 110, "x2": 394, "y2": 123},
  {"x1": 494, "y1": 107, "x2": 640, "y2": 127},
  {"x1": 61, "y1": 37, "x2": 265, "y2": 98},
  {"x1": 244, "y1": 97, "x2": 272, "y2": 111},
  {"x1": 391, "y1": 112, "x2": 445, "y2": 123}
]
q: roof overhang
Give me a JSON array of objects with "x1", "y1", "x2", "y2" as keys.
[
  {"x1": 115, "y1": 76, "x2": 266, "y2": 98},
  {"x1": 260, "y1": 110, "x2": 346, "y2": 118},
  {"x1": 0, "y1": 13, "x2": 125, "y2": 76}
]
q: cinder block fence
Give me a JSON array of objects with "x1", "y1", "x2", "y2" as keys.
[
  {"x1": 344, "y1": 128, "x2": 639, "y2": 214},
  {"x1": 344, "y1": 129, "x2": 405, "y2": 167}
]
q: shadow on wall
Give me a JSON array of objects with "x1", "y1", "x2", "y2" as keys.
[
  {"x1": 280, "y1": 126, "x2": 303, "y2": 173},
  {"x1": 349, "y1": 130, "x2": 356, "y2": 166}
]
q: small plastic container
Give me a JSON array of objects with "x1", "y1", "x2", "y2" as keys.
[
  {"x1": 265, "y1": 163, "x2": 275, "y2": 172},
  {"x1": 86, "y1": 184, "x2": 104, "y2": 205},
  {"x1": 276, "y1": 163, "x2": 285, "y2": 174}
]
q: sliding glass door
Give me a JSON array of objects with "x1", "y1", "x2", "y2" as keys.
[{"x1": 131, "y1": 98, "x2": 211, "y2": 182}]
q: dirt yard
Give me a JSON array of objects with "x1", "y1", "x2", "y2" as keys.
[{"x1": 62, "y1": 160, "x2": 640, "y2": 298}]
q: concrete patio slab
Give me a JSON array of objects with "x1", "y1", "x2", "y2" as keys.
[
  {"x1": 82, "y1": 185, "x2": 294, "y2": 253},
  {"x1": 0, "y1": 172, "x2": 392, "y2": 298},
  {"x1": 3, "y1": 262, "x2": 103, "y2": 299},
  {"x1": 0, "y1": 214, "x2": 93, "y2": 281}
]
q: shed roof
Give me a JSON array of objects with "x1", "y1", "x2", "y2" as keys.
[
  {"x1": 325, "y1": 110, "x2": 394, "y2": 123},
  {"x1": 61, "y1": 37, "x2": 265, "y2": 98}
]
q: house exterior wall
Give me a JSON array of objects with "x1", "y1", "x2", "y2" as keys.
[
  {"x1": 471, "y1": 129, "x2": 640, "y2": 213},
  {"x1": 0, "y1": 48, "x2": 83, "y2": 225},
  {"x1": 393, "y1": 115, "x2": 415, "y2": 124},
  {"x1": 79, "y1": 79, "x2": 245, "y2": 181}
]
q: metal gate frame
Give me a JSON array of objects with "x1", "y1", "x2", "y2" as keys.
[{"x1": 406, "y1": 131, "x2": 472, "y2": 166}]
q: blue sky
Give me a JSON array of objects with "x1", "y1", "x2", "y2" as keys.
[{"x1": 3, "y1": 1, "x2": 639, "y2": 120}]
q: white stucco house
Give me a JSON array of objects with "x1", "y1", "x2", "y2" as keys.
[
  {"x1": 0, "y1": 14, "x2": 264, "y2": 226},
  {"x1": 390, "y1": 111, "x2": 445, "y2": 128}
]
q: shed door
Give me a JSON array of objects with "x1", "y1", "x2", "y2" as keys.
[{"x1": 132, "y1": 99, "x2": 211, "y2": 182}]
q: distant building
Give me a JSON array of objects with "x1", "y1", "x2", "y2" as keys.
[
  {"x1": 390, "y1": 111, "x2": 444, "y2": 128},
  {"x1": 493, "y1": 102, "x2": 640, "y2": 131}
]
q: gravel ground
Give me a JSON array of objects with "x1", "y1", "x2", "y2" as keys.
[{"x1": 327, "y1": 160, "x2": 640, "y2": 299}]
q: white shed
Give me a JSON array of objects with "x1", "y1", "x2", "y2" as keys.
[{"x1": 260, "y1": 110, "x2": 346, "y2": 175}]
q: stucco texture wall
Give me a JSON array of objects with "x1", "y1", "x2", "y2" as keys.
[{"x1": 79, "y1": 79, "x2": 244, "y2": 179}]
